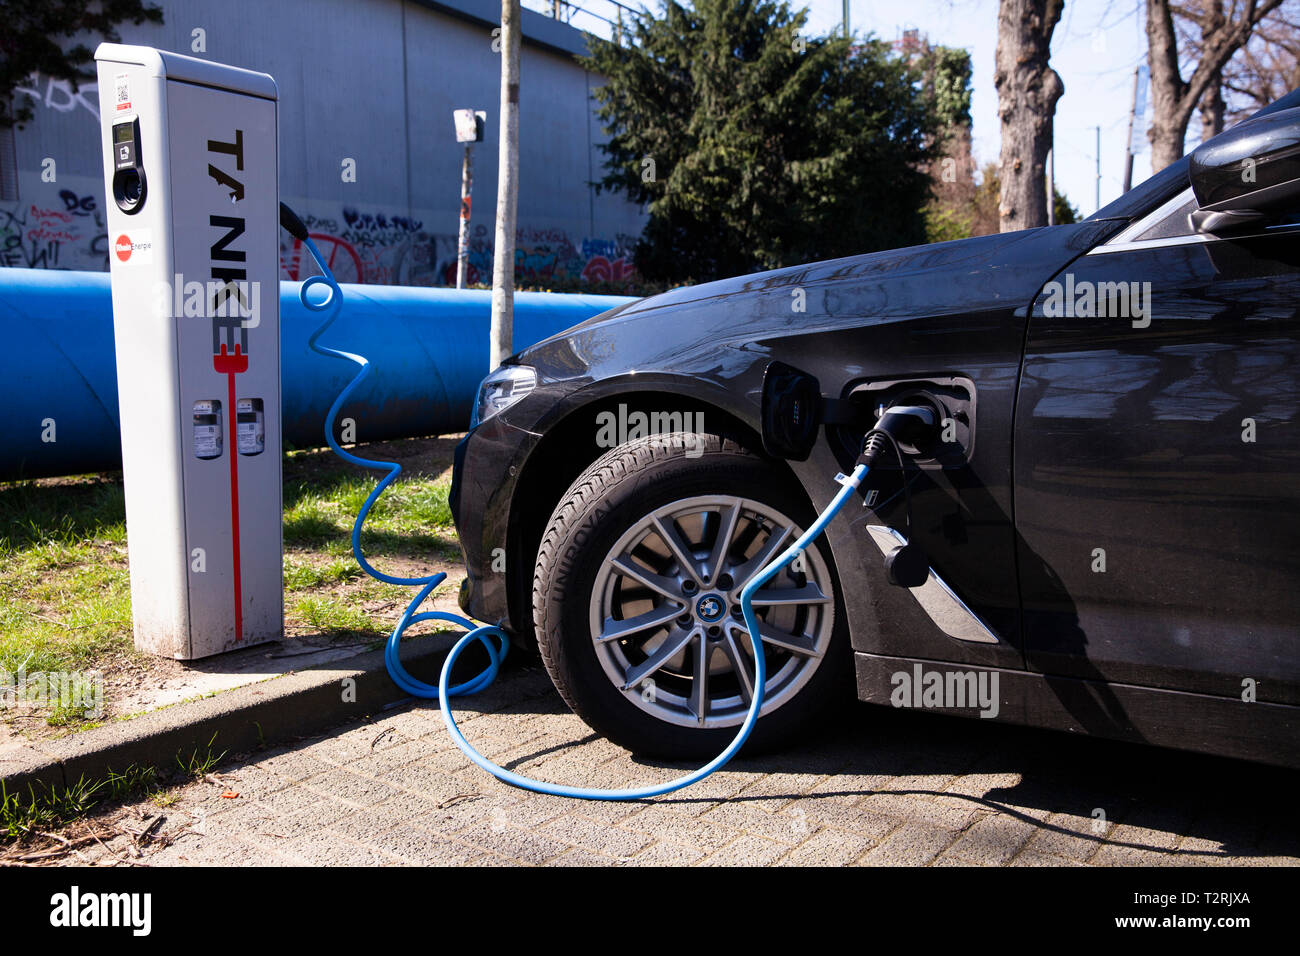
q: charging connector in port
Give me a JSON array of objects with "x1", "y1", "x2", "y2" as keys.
[
  {"x1": 854, "y1": 401, "x2": 942, "y2": 589},
  {"x1": 828, "y1": 376, "x2": 976, "y2": 472},
  {"x1": 858, "y1": 402, "x2": 940, "y2": 469}
]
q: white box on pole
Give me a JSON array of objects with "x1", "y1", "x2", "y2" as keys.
[{"x1": 95, "y1": 44, "x2": 283, "y2": 658}]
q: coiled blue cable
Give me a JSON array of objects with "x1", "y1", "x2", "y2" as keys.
[
  {"x1": 298, "y1": 243, "x2": 507, "y2": 700},
  {"x1": 298, "y1": 237, "x2": 869, "y2": 800}
]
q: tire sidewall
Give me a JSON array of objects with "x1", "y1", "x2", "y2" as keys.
[{"x1": 533, "y1": 433, "x2": 851, "y2": 758}]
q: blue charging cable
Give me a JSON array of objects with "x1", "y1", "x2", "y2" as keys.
[
  {"x1": 296, "y1": 233, "x2": 869, "y2": 800},
  {"x1": 297, "y1": 241, "x2": 509, "y2": 702}
]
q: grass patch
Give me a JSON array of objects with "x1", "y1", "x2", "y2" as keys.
[
  {"x1": 0, "y1": 764, "x2": 158, "y2": 842},
  {"x1": 293, "y1": 596, "x2": 380, "y2": 634},
  {"x1": 281, "y1": 445, "x2": 459, "y2": 559},
  {"x1": 284, "y1": 557, "x2": 362, "y2": 590},
  {"x1": 0, "y1": 480, "x2": 126, "y2": 554},
  {"x1": 0, "y1": 476, "x2": 132, "y2": 716},
  {"x1": 282, "y1": 476, "x2": 458, "y2": 557},
  {"x1": 176, "y1": 732, "x2": 226, "y2": 779},
  {"x1": 0, "y1": 436, "x2": 465, "y2": 730}
]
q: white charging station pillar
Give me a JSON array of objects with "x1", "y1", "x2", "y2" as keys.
[{"x1": 95, "y1": 44, "x2": 283, "y2": 658}]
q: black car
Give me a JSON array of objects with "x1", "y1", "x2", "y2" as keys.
[{"x1": 450, "y1": 93, "x2": 1300, "y2": 767}]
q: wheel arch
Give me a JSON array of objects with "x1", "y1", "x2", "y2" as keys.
[{"x1": 504, "y1": 386, "x2": 816, "y2": 646}]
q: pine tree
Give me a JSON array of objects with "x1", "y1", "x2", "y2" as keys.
[{"x1": 585, "y1": 0, "x2": 936, "y2": 283}]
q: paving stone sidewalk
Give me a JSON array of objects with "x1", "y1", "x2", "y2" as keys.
[{"x1": 62, "y1": 661, "x2": 1300, "y2": 867}]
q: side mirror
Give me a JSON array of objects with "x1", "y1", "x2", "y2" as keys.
[{"x1": 1189, "y1": 105, "x2": 1300, "y2": 235}]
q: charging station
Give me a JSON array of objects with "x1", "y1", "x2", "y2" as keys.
[{"x1": 95, "y1": 44, "x2": 283, "y2": 659}]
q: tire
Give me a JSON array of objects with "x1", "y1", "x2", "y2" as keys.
[{"x1": 532, "y1": 430, "x2": 852, "y2": 758}]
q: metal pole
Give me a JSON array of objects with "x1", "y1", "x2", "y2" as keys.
[
  {"x1": 1123, "y1": 66, "x2": 1139, "y2": 193},
  {"x1": 1046, "y1": 147, "x2": 1055, "y2": 226},
  {"x1": 843, "y1": 0, "x2": 850, "y2": 38},
  {"x1": 456, "y1": 144, "x2": 473, "y2": 289},
  {"x1": 1095, "y1": 125, "x2": 1101, "y2": 214},
  {"x1": 490, "y1": 0, "x2": 520, "y2": 369}
]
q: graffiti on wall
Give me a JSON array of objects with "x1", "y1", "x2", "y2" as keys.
[
  {"x1": 279, "y1": 204, "x2": 637, "y2": 289},
  {"x1": 579, "y1": 237, "x2": 636, "y2": 285},
  {"x1": 0, "y1": 185, "x2": 637, "y2": 288},
  {"x1": 3, "y1": 75, "x2": 637, "y2": 285},
  {"x1": 13, "y1": 76, "x2": 100, "y2": 121},
  {"x1": 4, "y1": 75, "x2": 639, "y2": 288},
  {"x1": 0, "y1": 186, "x2": 108, "y2": 270}
]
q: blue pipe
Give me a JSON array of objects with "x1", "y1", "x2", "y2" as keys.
[
  {"x1": 0, "y1": 267, "x2": 631, "y2": 481},
  {"x1": 300, "y1": 237, "x2": 872, "y2": 801}
]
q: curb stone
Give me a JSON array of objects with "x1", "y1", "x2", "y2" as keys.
[{"x1": 0, "y1": 637, "x2": 466, "y2": 797}]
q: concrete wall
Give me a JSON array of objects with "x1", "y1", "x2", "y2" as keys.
[{"x1": 0, "y1": 0, "x2": 644, "y2": 286}]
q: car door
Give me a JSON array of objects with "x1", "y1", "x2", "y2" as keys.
[{"x1": 1014, "y1": 190, "x2": 1300, "y2": 706}]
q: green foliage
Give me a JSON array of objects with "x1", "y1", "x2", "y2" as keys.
[
  {"x1": 924, "y1": 203, "x2": 973, "y2": 244},
  {"x1": 1, "y1": 777, "x2": 102, "y2": 839},
  {"x1": 585, "y1": 0, "x2": 936, "y2": 283},
  {"x1": 1053, "y1": 189, "x2": 1079, "y2": 225},
  {"x1": 920, "y1": 45, "x2": 972, "y2": 132},
  {"x1": 291, "y1": 596, "x2": 378, "y2": 634},
  {"x1": 0, "y1": 0, "x2": 164, "y2": 129},
  {"x1": 0, "y1": 479, "x2": 125, "y2": 554},
  {"x1": 282, "y1": 468, "x2": 457, "y2": 557},
  {"x1": 284, "y1": 557, "x2": 362, "y2": 591}
]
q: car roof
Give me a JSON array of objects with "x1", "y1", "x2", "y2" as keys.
[{"x1": 1087, "y1": 86, "x2": 1300, "y2": 223}]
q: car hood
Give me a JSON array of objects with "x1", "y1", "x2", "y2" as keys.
[{"x1": 519, "y1": 220, "x2": 1124, "y2": 381}]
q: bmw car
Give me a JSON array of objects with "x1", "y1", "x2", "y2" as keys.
[{"x1": 450, "y1": 92, "x2": 1300, "y2": 766}]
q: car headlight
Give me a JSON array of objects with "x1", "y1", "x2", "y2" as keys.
[{"x1": 472, "y1": 365, "x2": 537, "y2": 427}]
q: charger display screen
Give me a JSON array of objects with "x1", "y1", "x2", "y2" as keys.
[{"x1": 112, "y1": 121, "x2": 138, "y2": 171}]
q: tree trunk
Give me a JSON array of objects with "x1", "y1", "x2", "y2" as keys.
[
  {"x1": 1146, "y1": 0, "x2": 1189, "y2": 172},
  {"x1": 1198, "y1": 1, "x2": 1227, "y2": 141},
  {"x1": 1199, "y1": 72, "x2": 1226, "y2": 140},
  {"x1": 1146, "y1": 0, "x2": 1285, "y2": 171},
  {"x1": 994, "y1": 0, "x2": 1065, "y2": 232},
  {"x1": 490, "y1": 0, "x2": 521, "y2": 369}
]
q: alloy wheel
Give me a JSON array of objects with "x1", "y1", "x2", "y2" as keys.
[{"x1": 588, "y1": 494, "x2": 835, "y2": 729}]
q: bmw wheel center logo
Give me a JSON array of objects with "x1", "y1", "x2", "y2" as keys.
[{"x1": 695, "y1": 593, "x2": 726, "y2": 622}]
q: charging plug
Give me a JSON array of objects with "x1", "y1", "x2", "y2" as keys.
[
  {"x1": 857, "y1": 401, "x2": 940, "y2": 589},
  {"x1": 857, "y1": 402, "x2": 939, "y2": 469}
]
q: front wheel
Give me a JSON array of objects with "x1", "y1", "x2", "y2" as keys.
[{"x1": 532, "y1": 431, "x2": 852, "y2": 758}]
